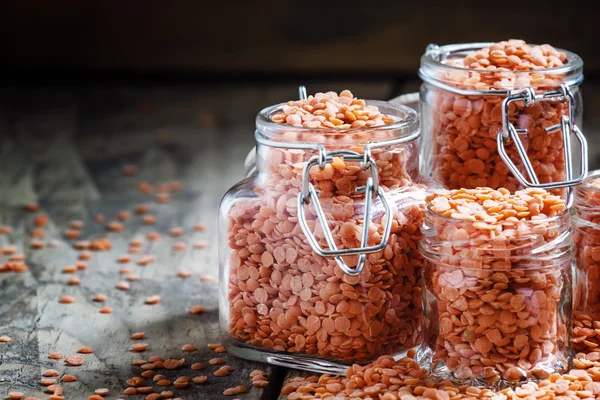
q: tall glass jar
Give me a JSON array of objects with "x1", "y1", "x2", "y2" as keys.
[
  {"x1": 573, "y1": 170, "x2": 600, "y2": 318},
  {"x1": 417, "y1": 194, "x2": 573, "y2": 384},
  {"x1": 419, "y1": 41, "x2": 587, "y2": 192},
  {"x1": 219, "y1": 100, "x2": 427, "y2": 374}
]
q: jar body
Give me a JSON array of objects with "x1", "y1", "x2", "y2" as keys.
[
  {"x1": 219, "y1": 104, "x2": 427, "y2": 373},
  {"x1": 573, "y1": 170, "x2": 600, "y2": 318},
  {"x1": 417, "y1": 212, "x2": 573, "y2": 384},
  {"x1": 419, "y1": 43, "x2": 584, "y2": 191}
]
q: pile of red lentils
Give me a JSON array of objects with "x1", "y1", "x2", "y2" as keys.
[
  {"x1": 573, "y1": 174, "x2": 600, "y2": 317},
  {"x1": 227, "y1": 90, "x2": 425, "y2": 363},
  {"x1": 424, "y1": 39, "x2": 570, "y2": 191}
]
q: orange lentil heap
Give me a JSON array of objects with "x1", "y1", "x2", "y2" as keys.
[
  {"x1": 281, "y1": 333, "x2": 600, "y2": 400},
  {"x1": 573, "y1": 172, "x2": 600, "y2": 317},
  {"x1": 422, "y1": 39, "x2": 577, "y2": 191},
  {"x1": 418, "y1": 187, "x2": 572, "y2": 384},
  {"x1": 223, "y1": 90, "x2": 426, "y2": 364}
]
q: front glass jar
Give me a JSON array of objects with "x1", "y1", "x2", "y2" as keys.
[
  {"x1": 417, "y1": 188, "x2": 573, "y2": 385},
  {"x1": 573, "y1": 170, "x2": 600, "y2": 318},
  {"x1": 419, "y1": 40, "x2": 586, "y2": 192},
  {"x1": 219, "y1": 95, "x2": 427, "y2": 374}
]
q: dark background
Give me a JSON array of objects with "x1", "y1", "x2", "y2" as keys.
[{"x1": 0, "y1": 1, "x2": 597, "y2": 80}]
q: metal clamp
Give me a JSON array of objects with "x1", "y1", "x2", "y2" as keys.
[
  {"x1": 297, "y1": 149, "x2": 393, "y2": 276},
  {"x1": 498, "y1": 83, "x2": 588, "y2": 196}
]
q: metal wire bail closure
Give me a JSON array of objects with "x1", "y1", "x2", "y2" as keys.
[
  {"x1": 297, "y1": 148, "x2": 394, "y2": 276},
  {"x1": 497, "y1": 83, "x2": 588, "y2": 201}
]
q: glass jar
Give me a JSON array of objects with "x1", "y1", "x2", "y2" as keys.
[
  {"x1": 573, "y1": 170, "x2": 600, "y2": 317},
  {"x1": 417, "y1": 200, "x2": 573, "y2": 384},
  {"x1": 419, "y1": 41, "x2": 587, "y2": 192},
  {"x1": 219, "y1": 100, "x2": 427, "y2": 374}
]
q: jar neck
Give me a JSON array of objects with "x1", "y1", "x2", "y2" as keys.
[
  {"x1": 574, "y1": 170, "x2": 600, "y2": 223},
  {"x1": 420, "y1": 208, "x2": 572, "y2": 264},
  {"x1": 420, "y1": 42, "x2": 584, "y2": 92},
  {"x1": 254, "y1": 139, "x2": 420, "y2": 190}
]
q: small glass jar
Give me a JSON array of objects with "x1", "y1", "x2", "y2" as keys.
[
  {"x1": 419, "y1": 41, "x2": 587, "y2": 191},
  {"x1": 219, "y1": 100, "x2": 427, "y2": 374},
  {"x1": 417, "y1": 203, "x2": 573, "y2": 384},
  {"x1": 573, "y1": 170, "x2": 600, "y2": 317}
]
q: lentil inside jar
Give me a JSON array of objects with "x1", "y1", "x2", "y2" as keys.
[
  {"x1": 417, "y1": 187, "x2": 573, "y2": 384},
  {"x1": 219, "y1": 91, "x2": 427, "y2": 373},
  {"x1": 419, "y1": 39, "x2": 584, "y2": 191},
  {"x1": 573, "y1": 170, "x2": 600, "y2": 318}
]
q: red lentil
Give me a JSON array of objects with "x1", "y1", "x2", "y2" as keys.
[
  {"x1": 66, "y1": 277, "x2": 80, "y2": 286},
  {"x1": 194, "y1": 223, "x2": 207, "y2": 232},
  {"x1": 131, "y1": 332, "x2": 145, "y2": 340},
  {"x1": 69, "y1": 220, "x2": 84, "y2": 229},
  {"x1": 65, "y1": 230, "x2": 80, "y2": 239},
  {"x1": 99, "y1": 306, "x2": 113, "y2": 314},
  {"x1": 8, "y1": 393, "x2": 24, "y2": 400},
  {"x1": 30, "y1": 228, "x2": 45, "y2": 238},
  {"x1": 156, "y1": 193, "x2": 170, "y2": 203},
  {"x1": 62, "y1": 265, "x2": 76, "y2": 274},
  {"x1": 73, "y1": 240, "x2": 90, "y2": 250},
  {"x1": 0, "y1": 335, "x2": 13, "y2": 342},
  {"x1": 131, "y1": 343, "x2": 149, "y2": 352},
  {"x1": 191, "y1": 363, "x2": 205, "y2": 370},
  {"x1": 177, "y1": 269, "x2": 192, "y2": 278},
  {"x1": 95, "y1": 214, "x2": 105, "y2": 223},
  {"x1": 122, "y1": 164, "x2": 138, "y2": 176},
  {"x1": 137, "y1": 255, "x2": 155, "y2": 266},
  {"x1": 141, "y1": 370, "x2": 156, "y2": 378},
  {"x1": 59, "y1": 296, "x2": 75, "y2": 304},
  {"x1": 61, "y1": 374, "x2": 77, "y2": 382},
  {"x1": 192, "y1": 240, "x2": 208, "y2": 249},
  {"x1": 92, "y1": 294, "x2": 107, "y2": 302},
  {"x1": 189, "y1": 305, "x2": 205, "y2": 314},
  {"x1": 41, "y1": 378, "x2": 56, "y2": 386},
  {"x1": 117, "y1": 210, "x2": 130, "y2": 221},
  {"x1": 147, "y1": 232, "x2": 160, "y2": 241},
  {"x1": 145, "y1": 295, "x2": 161, "y2": 305},
  {"x1": 107, "y1": 221, "x2": 123, "y2": 232},
  {"x1": 163, "y1": 358, "x2": 185, "y2": 369},
  {"x1": 48, "y1": 352, "x2": 63, "y2": 359},
  {"x1": 126, "y1": 274, "x2": 141, "y2": 281},
  {"x1": 172, "y1": 241, "x2": 187, "y2": 251},
  {"x1": 30, "y1": 240, "x2": 44, "y2": 249},
  {"x1": 138, "y1": 181, "x2": 154, "y2": 195},
  {"x1": 77, "y1": 346, "x2": 94, "y2": 354},
  {"x1": 116, "y1": 281, "x2": 130, "y2": 290},
  {"x1": 193, "y1": 375, "x2": 208, "y2": 384},
  {"x1": 65, "y1": 355, "x2": 84, "y2": 366},
  {"x1": 25, "y1": 202, "x2": 39, "y2": 212},
  {"x1": 181, "y1": 344, "x2": 196, "y2": 351},
  {"x1": 90, "y1": 238, "x2": 111, "y2": 251},
  {"x1": 76, "y1": 262, "x2": 87, "y2": 270},
  {"x1": 43, "y1": 369, "x2": 59, "y2": 377},
  {"x1": 169, "y1": 227, "x2": 183, "y2": 237},
  {"x1": 137, "y1": 386, "x2": 154, "y2": 394}
]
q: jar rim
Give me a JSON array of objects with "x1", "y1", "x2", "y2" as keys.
[
  {"x1": 424, "y1": 201, "x2": 570, "y2": 226},
  {"x1": 580, "y1": 169, "x2": 600, "y2": 192},
  {"x1": 420, "y1": 42, "x2": 584, "y2": 86},
  {"x1": 255, "y1": 100, "x2": 419, "y2": 144}
]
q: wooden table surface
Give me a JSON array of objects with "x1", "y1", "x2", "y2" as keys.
[{"x1": 0, "y1": 81, "x2": 599, "y2": 400}]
